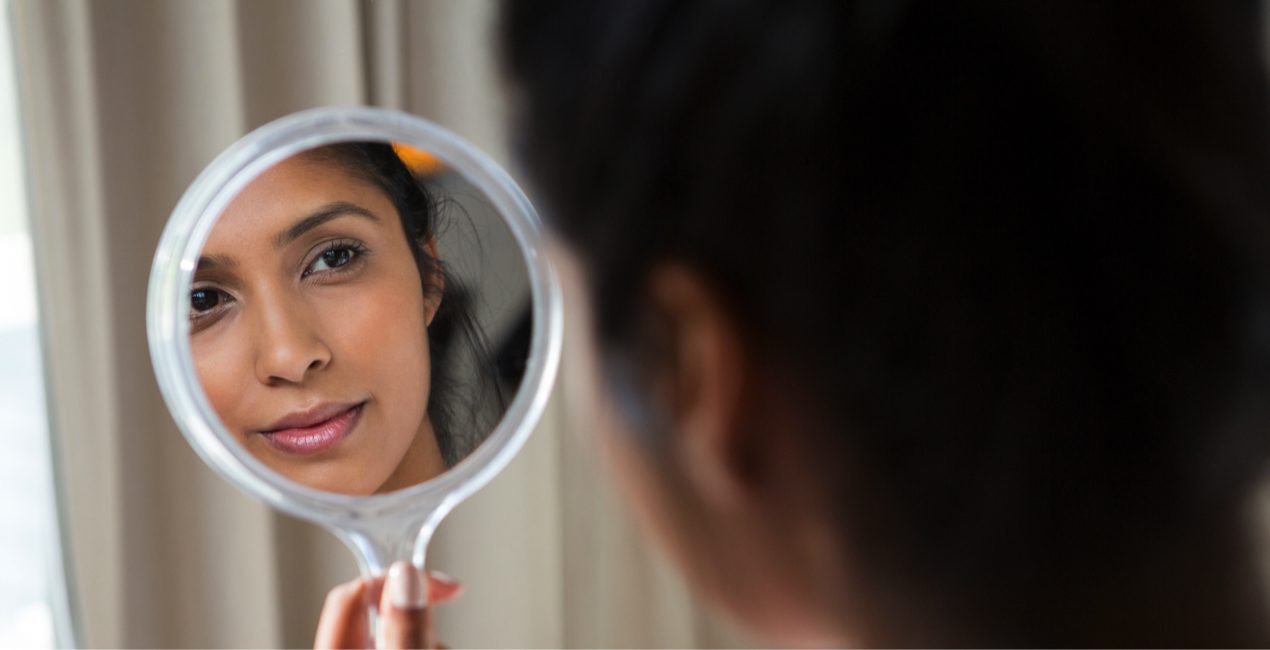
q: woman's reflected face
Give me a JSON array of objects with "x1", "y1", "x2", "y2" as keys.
[{"x1": 191, "y1": 152, "x2": 446, "y2": 494}]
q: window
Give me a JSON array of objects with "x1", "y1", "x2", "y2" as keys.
[{"x1": 0, "y1": 3, "x2": 76, "y2": 647}]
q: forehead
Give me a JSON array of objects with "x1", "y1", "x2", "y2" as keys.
[{"x1": 205, "y1": 154, "x2": 398, "y2": 251}]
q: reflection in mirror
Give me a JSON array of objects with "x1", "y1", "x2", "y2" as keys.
[{"x1": 189, "y1": 142, "x2": 530, "y2": 495}]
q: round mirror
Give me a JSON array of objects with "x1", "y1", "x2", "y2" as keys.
[{"x1": 148, "y1": 107, "x2": 562, "y2": 577}]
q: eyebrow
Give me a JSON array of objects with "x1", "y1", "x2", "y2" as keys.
[
  {"x1": 196, "y1": 253, "x2": 237, "y2": 270},
  {"x1": 196, "y1": 202, "x2": 381, "y2": 270},
  {"x1": 273, "y1": 201, "x2": 380, "y2": 249}
]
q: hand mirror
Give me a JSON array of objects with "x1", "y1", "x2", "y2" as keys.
[{"x1": 147, "y1": 107, "x2": 562, "y2": 580}]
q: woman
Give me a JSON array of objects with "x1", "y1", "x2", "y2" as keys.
[
  {"x1": 321, "y1": 0, "x2": 1270, "y2": 646},
  {"x1": 192, "y1": 143, "x2": 499, "y2": 495}
]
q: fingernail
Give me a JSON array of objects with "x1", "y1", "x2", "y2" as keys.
[
  {"x1": 427, "y1": 569, "x2": 460, "y2": 586},
  {"x1": 386, "y1": 561, "x2": 426, "y2": 609}
]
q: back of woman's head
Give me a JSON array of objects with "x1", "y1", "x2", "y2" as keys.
[{"x1": 502, "y1": 0, "x2": 1270, "y2": 643}]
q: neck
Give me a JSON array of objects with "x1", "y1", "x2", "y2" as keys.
[{"x1": 376, "y1": 416, "x2": 446, "y2": 493}]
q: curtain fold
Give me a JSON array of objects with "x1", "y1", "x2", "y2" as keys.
[
  {"x1": 13, "y1": 0, "x2": 751, "y2": 647},
  {"x1": 12, "y1": 1, "x2": 125, "y2": 646}
]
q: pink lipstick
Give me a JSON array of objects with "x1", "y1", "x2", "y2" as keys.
[{"x1": 260, "y1": 402, "x2": 364, "y2": 456}]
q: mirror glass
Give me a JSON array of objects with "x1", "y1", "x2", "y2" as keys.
[
  {"x1": 151, "y1": 108, "x2": 560, "y2": 576},
  {"x1": 188, "y1": 141, "x2": 531, "y2": 495}
]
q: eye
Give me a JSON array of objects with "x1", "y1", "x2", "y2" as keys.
[
  {"x1": 189, "y1": 286, "x2": 232, "y2": 319},
  {"x1": 315, "y1": 248, "x2": 354, "y2": 271},
  {"x1": 303, "y1": 243, "x2": 364, "y2": 278}
]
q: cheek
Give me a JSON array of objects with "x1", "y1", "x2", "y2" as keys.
[
  {"x1": 324, "y1": 272, "x2": 431, "y2": 432},
  {"x1": 555, "y1": 243, "x2": 694, "y2": 568},
  {"x1": 558, "y1": 245, "x2": 619, "y2": 449},
  {"x1": 192, "y1": 324, "x2": 256, "y2": 438}
]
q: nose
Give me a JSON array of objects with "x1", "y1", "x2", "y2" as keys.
[{"x1": 252, "y1": 297, "x2": 332, "y2": 385}]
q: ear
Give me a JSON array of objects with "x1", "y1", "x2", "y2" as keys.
[
  {"x1": 644, "y1": 264, "x2": 753, "y2": 513},
  {"x1": 421, "y1": 238, "x2": 444, "y2": 327}
]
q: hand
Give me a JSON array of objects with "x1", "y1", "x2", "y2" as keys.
[{"x1": 315, "y1": 561, "x2": 463, "y2": 649}]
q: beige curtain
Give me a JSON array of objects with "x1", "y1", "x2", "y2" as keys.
[{"x1": 12, "y1": 0, "x2": 751, "y2": 647}]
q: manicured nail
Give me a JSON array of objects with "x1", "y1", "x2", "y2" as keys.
[
  {"x1": 386, "y1": 561, "x2": 426, "y2": 609},
  {"x1": 428, "y1": 569, "x2": 460, "y2": 586}
]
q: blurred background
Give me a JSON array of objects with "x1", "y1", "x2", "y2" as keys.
[
  {"x1": 4, "y1": 2, "x2": 1270, "y2": 649},
  {"x1": 0, "y1": 0, "x2": 755, "y2": 647}
]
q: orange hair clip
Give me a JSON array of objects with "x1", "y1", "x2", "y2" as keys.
[{"x1": 392, "y1": 143, "x2": 444, "y2": 175}]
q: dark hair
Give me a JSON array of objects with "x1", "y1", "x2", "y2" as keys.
[
  {"x1": 304, "y1": 142, "x2": 505, "y2": 466},
  {"x1": 501, "y1": 0, "x2": 1270, "y2": 643}
]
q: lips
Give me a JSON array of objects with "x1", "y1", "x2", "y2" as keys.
[{"x1": 259, "y1": 401, "x2": 364, "y2": 456}]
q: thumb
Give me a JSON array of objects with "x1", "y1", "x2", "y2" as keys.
[{"x1": 377, "y1": 561, "x2": 431, "y2": 649}]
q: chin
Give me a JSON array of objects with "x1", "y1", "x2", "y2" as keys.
[{"x1": 272, "y1": 465, "x2": 378, "y2": 496}]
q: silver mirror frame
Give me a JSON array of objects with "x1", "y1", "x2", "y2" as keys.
[{"x1": 147, "y1": 106, "x2": 562, "y2": 575}]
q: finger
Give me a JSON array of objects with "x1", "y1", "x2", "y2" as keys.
[
  {"x1": 426, "y1": 570, "x2": 464, "y2": 604},
  {"x1": 314, "y1": 578, "x2": 371, "y2": 649},
  {"x1": 377, "y1": 561, "x2": 430, "y2": 649},
  {"x1": 363, "y1": 570, "x2": 463, "y2": 608}
]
